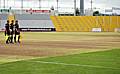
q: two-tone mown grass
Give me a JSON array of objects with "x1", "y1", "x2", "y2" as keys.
[{"x1": 0, "y1": 49, "x2": 120, "y2": 74}]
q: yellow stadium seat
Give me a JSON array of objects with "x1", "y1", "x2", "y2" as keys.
[{"x1": 50, "y1": 16, "x2": 120, "y2": 32}]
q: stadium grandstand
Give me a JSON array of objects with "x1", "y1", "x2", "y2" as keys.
[{"x1": 0, "y1": 0, "x2": 120, "y2": 32}]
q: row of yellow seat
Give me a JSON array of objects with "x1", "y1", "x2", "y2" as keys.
[
  {"x1": 50, "y1": 16, "x2": 120, "y2": 32},
  {"x1": 7, "y1": 14, "x2": 15, "y2": 24}
]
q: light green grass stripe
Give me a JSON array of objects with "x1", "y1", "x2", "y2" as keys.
[{"x1": 29, "y1": 61, "x2": 120, "y2": 70}]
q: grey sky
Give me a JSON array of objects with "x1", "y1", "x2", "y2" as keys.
[
  {"x1": 84, "y1": 0, "x2": 120, "y2": 9},
  {"x1": 0, "y1": 0, "x2": 120, "y2": 13},
  {"x1": 0, "y1": 0, "x2": 120, "y2": 8}
]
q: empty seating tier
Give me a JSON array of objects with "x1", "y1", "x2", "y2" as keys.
[{"x1": 51, "y1": 16, "x2": 120, "y2": 32}]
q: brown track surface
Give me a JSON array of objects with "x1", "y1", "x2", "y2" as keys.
[{"x1": 0, "y1": 36, "x2": 120, "y2": 57}]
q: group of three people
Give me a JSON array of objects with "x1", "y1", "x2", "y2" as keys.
[{"x1": 5, "y1": 20, "x2": 20, "y2": 44}]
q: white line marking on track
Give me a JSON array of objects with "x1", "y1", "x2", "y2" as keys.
[{"x1": 28, "y1": 61, "x2": 120, "y2": 70}]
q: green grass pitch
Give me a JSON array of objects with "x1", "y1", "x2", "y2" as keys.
[
  {"x1": 0, "y1": 32, "x2": 120, "y2": 74},
  {"x1": 0, "y1": 49, "x2": 120, "y2": 74}
]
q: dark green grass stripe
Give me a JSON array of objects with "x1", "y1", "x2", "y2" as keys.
[{"x1": 0, "y1": 49, "x2": 120, "y2": 74}]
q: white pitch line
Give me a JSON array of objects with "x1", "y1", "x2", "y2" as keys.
[{"x1": 29, "y1": 61, "x2": 120, "y2": 70}]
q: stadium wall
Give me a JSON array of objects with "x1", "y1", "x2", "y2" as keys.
[
  {"x1": 0, "y1": 14, "x2": 7, "y2": 31},
  {"x1": 16, "y1": 14, "x2": 55, "y2": 32},
  {"x1": 1, "y1": 14, "x2": 120, "y2": 32}
]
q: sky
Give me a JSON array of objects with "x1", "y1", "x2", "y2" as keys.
[
  {"x1": 0, "y1": 0, "x2": 120, "y2": 14},
  {"x1": 84, "y1": 0, "x2": 120, "y2": 14},
  {"x1": 85, "y1": 0, "x2": 120, "y2": 9}
]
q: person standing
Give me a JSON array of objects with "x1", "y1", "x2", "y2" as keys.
[
  {"x1": 10, "y1": 20, "x2": 14, "y2": 43},
  {"x1": 14, "y1": 20, "x2": 20, "y2": 43},
  {"x1": 5, "y1": 20, "x2": 10, "y2": 44}
]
